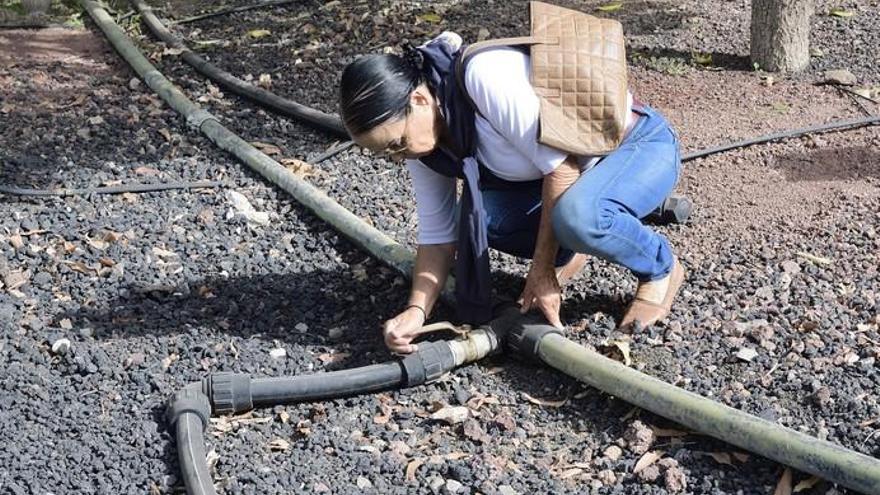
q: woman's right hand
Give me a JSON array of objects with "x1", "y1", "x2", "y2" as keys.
[{"x1": 383, "y1": 306, "x2": 428, "y2": 354}]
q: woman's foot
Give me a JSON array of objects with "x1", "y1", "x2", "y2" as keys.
[
  {"x1": 619, "y1": 257, "x2": 685, "y2": 330},
  {"x1": 556, "y1": 253, "x2": 588, "y2": 286}
]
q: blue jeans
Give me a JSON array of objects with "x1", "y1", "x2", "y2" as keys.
[{"x1": 483, "y1": 105, "x2": 681, "y2": 281}]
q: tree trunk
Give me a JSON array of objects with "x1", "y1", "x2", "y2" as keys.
[{"x1": 750, "y1": 0, "x2": 813, "y2": 72}]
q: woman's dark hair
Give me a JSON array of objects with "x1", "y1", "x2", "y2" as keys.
[{"x1": 339, "y1": 47, "x2": 425, "y2": 136}]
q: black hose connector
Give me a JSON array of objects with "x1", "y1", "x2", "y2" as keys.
[
  {"x1": 166, "y1": 383, "x2": 212, "y2": 429},
  {"x1": 507, "y1": 320, "x2": 562, "y2": 360},
  {"x1": 205, "y1": 372, "x2": 253, "y2": 415},
  {"x1": 401, "y1": 341, "x2": 456, "y2": 387}
]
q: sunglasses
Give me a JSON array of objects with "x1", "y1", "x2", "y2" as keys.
[{"x1": 374, "y1": 112, "x2": 411, "y2": 159}]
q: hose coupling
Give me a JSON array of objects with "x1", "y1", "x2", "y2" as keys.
[
  {"x1": 166, "y1": 382, "x2": 212, "y2": 429},
  {"x1": 507, "y1": 318, "x2": 562, "y2": 360},
  {"x1": 401, "y1": 341, "x2": 456, "y2": 387},
  {"x1": 205, "y1": 372, "x2": 253, "y2": 415}
]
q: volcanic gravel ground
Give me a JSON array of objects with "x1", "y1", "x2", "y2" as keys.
[
  {"x1": 1, "y1": 2, "x2": 879, "y2": 495},
  {"x1": 160, "y1": 0, "x2": 880, "y2": 117}
]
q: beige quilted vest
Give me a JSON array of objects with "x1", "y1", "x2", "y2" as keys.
[{"x1": 456, "y1": 1, "x2": 629, "y2": 156}]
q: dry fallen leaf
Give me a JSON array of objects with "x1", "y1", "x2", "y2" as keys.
[
  {"x1": 732, "y1": 452, "x2": 750, "y2": 463},
  {"x1": 62, "y1": 260, "x2": 96, "y2": 275},
  {"x1": 247, "y1": 29, "x2": 271, "y2": 39},
  {"x1": 251, "y1": 141, "x2": 282, "y2": 155},
  {"x1": 417, "y1": 12, "x2": 442, "y2": 23},
  {"x1": 596, "y1": 1, "x2": 623, "y2": 12},
  {"x1": 611, "y1": 340, "x2": 632, "y2": 366},
  {"x1": 559, "y1": 468, "x2": 583, "y2": 479},
  {"x1": 161, "y1": 353, "x2": 179, "y2": 370},
  {"x1": 317, "y1": 352, "x2": 351, "y2": 364},
  {"x1": 829, "y1": 7, "x2": 854, "y2": 17},
  {"x1": 793, "y1": 475, "x2": 821, "y2": 492},
  {"x1": 430, "y1": 405, "x2": 470, "y2": 425},
  {"x1": 88, "y1": 238, "x2": 108, "y2": 251},
  {"x1": 9, "y1": 233, "x2": 23, "y2": 249},
  {"x1": 405, "y1": 458, "x2": 424, "y2": 481},
  {"x1": 650, "y1": 426, "x2": 690, "y2": 437},
  {"x1": 280, "y1": 158, "x2": 317, "y2": 178},
  {"x1": 736, "y1": 347, "x2": 758, "y2": 362},
  {"x1": 774, "y1": 467, "x2": 793, "y2": 495},
  {"x1": 133, "y1": 166, "x2": 160, "y2": 176},
  {"x1": 707, "y1": 452, "x2": 733, "y2": 465},
  {"x1": 633, "y1": 450, "x2": 664, "y2": 474},
  {"x1": 522, "y1": 392, "x2": 568, "y2": 408},
  {"x1": 796, "y1": 251, "x2": 832, "y2": 265}
]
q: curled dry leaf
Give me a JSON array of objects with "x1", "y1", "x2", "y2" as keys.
[
  {"x1": 251, "y1": 141, "x2": 282, "y2": 155},
  {"x1": 405, "y1": 458, "x2": 424, "y2": 481},
  {"x1": 596, "y1": 1, "x2": 623, "y2": 12},
  {"x1": 633, "y1": 450, "x2": 664, "y2": 474},
  {"x1": 793, "y1": 475, "x2": 821, "y2": 492},
  {"x1": 317, "y1": 352, "x2": 351, "y2": 364},
  {"x1": 774, "y1": 467, "x2": 793, "y2": 495},
  {"x1": 281, "y1": 158, "x2": 317, "y2": 178},
  {"x1": 522, "y1": 392, "x2": 568, "y2": 408}
]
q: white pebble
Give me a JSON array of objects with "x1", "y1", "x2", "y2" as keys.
[
  {"x1": 269, "y1": 348, "x2": 287, "y2": 360},
  {"x1": 51, "y1": 338, "x2": 71, "y2": 355}
]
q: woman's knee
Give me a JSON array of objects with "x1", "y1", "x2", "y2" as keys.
[{"x1": 552, "y1": 194, "x2": 617, "y2": 252}]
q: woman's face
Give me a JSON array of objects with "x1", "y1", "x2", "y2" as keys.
[{"x1": 352, "y1": 84, "x2": 440, "y2": 161}]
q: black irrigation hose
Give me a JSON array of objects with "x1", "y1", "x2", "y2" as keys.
[
  {"x1": 311, "y1": 140, "x2": 355, "y2": 164},
  {"x1": 249, "y1": 362, "x2": 405, "y2": 407},
  {"x1": 681, "y1": 114, "x2": 880, "y2": 162},
  {"x1": 0, "y1": 180, "x2": 226, "y2": 197},
  {"x1": 170, "y1": 0, "x2": 305, "y2": 26},
  {"x1": 133, "y1": 0, "x2": 347, "y2": 139}
]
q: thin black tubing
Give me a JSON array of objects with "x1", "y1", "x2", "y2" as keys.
[
  {"x1": 250, "y1": 362, "x2": 405, "y2": 407},
  {"x1": 171, "y1": 0, "x2": 304, "y2": 26},
  {"x1": 681, "y1": 114, "x2": 880, "y2": 162},
  {"x1": 311, "y1": 141, "x2": 355, "y2": 164},
  {"x1": 0, "y1": 180, "x2": 226, "y2": 197},
  {"x1": 133, "y1": 0, "x2": 347, "y2": 138},
  {"x1": 176, "y1": 414, "x2": 217, "y2": 495}
]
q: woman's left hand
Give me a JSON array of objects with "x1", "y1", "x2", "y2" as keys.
[{"x1": 518, "y1": 264, "x2": 563, "y2": 329}]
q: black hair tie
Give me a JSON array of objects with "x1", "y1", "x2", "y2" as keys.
[{"x1": 402, "y1": 44, "x2": 425, "y2": 71}]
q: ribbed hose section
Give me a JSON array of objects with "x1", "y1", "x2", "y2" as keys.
[
  {"x1": 537, "y1": 332, "x2": 880, "y2": 495},
  {"x1": 176, "y1": 414, "x2": 216, "y2": 495},
  {"x1": 250, "y1": 362, "x2": 405, "y2": 407},
  {"x1": 132, "y1": 0, "x2": 348, "y2": 138}
]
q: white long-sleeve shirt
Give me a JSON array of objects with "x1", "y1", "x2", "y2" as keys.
[{"x1": 407, "y1": 42, "x2": 633, "y2": 245}]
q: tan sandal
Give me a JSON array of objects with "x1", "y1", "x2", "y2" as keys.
[{"x1": 620, "y1": 257, "x2": 685, "y2": 330}]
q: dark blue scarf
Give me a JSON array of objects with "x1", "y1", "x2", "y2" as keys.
[{"x1": 416, "y1": 40, "x2": 494, "y2": 324}]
